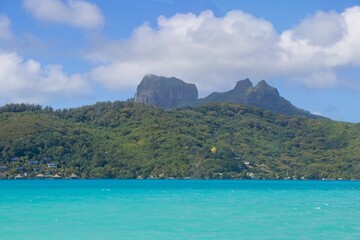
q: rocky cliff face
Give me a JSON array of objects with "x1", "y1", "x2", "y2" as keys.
[{"x1": 134, "y1": 74, "x2": 198, "y2": 108}]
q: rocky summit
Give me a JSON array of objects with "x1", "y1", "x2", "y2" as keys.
[
  {"x1": 134, "y1": 74, "x2": 198, "y2": 108},
  {"x1": 199, "y1": 79, "x2": 317, "y2": 118}
]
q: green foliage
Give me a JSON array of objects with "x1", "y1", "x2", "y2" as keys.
[
  {"x1": 0, "y1": 102, "x2": 359, "y2": 179},
  {"x1": 0, "y1": 103, "x2": 45, "y2": 113}
]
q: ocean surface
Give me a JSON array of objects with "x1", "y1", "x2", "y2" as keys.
[{"x1": 0, "y1": 180, "x2": 359, "y2": 240}]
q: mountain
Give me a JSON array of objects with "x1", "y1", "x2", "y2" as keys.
[
  {"x1": 134, "y1": 75, "x2": 320, "y2": 118},
  {"x1": 199, "y1": 78, "x2": 253, "y2": 104},
  {"x1": 0, "y1": 102, "x2": 359, "y2": 180},
  {"x1": 134, "y1": 74, "x2": 198, "y2": 108},
  {"x1": 199, "y1": 79, "x2": 316, "y2": 118}
]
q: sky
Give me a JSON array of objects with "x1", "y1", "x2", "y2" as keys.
[{"x1": 1, "y1": 0, "x2": 360, "y2": 122}]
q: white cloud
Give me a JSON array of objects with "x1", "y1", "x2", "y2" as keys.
[
  {"x1": 0, "y1": 50, "x2": 90, "y2": 104},
  {"x1": 89, "y1": 10, "x2": 281, "y2": 93},
  {"x1": 22, "y1": 0, "x2": 104, "y2": 29},
  {"x1": 86, "y1": 7, "x2": 360, "y2": 95},
  {"x1": 292, "y1": 11, "x2": 347, "y2": 47},
  {"x1": 311, "y1": 111, "x2": 323, "y2": 116},
  {"x1": 291, "y1": 71, "x2": 339, "y2": 88},
  {"x1": 0, "y1": 15, "x2": 14, "y2": 41}
]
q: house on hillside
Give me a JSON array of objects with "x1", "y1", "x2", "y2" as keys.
[
  {"x1": 43, "y1": 157, "x2": 53, "y2": 163},
  {"x1": 0, "y1": 166, "x2": 8, "y2": 171},
  {"x1": 243, "y1": 161, "x2": 255, "y2": 168},
  {"x1": 11, "y1": 157, "x2": 20, "y2": 162},
  {"x1": 47, "y1": 163, "x2": 57, "y2": 168},
  {"x1": 29, "y1": 160, "x2": 39, "y2": 165}
]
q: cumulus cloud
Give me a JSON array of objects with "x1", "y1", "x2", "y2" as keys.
[
  {"x1": 89, "y1": 10, "x2": 280, "y2": 93},
  {"x1": 0, "y1": 15, "x2": 14, "y2": 41},
  {"x1": 0, "y1": 50, "x2": 90, "y2": 104},
  {"x1": 87, "y1": 7, "x2": 360, "y2": 95},
  {"x1": 292, "y1": 11, "x2": 347, "y2": 47},
  {"x1": 22, "y1": 0, "x2": 104, "y2": 29}
]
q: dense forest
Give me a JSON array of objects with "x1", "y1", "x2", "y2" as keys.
[{"x1": 0, "y1": 102, "x2": 359, "y2": 179}]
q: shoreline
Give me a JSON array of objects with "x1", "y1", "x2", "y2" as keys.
[{"x1": 1, "y1": 178, "x2": 359, "y2": 181}]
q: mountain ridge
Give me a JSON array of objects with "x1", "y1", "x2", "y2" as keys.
[{"x1": 134, "y1": 74, "x2": 321, "y2": 118}]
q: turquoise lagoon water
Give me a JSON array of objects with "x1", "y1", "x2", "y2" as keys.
[{"x1": 0, "y1": 180, "x2": 359, "y2": 240}]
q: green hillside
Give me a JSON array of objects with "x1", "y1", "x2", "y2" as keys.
[{"x1": 0, "y1": 102, "x2": 359, "y2": 179}]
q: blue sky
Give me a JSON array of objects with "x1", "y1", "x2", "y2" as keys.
[{"x1": 0, "y1": 0, "x2": 360, "y2": 122}]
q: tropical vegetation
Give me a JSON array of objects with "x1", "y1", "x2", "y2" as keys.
[{"x1": 0, "y1": 102, "x2": 359, "y2": 179}]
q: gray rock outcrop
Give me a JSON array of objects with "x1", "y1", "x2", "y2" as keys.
[{"x1": 134, "y1": 74, "x2": 198, "y2": 108}]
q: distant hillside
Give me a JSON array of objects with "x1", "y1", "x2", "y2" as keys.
[
  {"x1": 134, "y1": 75, "x2": 320, "y2": 118},
  {"x1": 0, "y1": 102, "x2": 359, "y2": 179}
]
